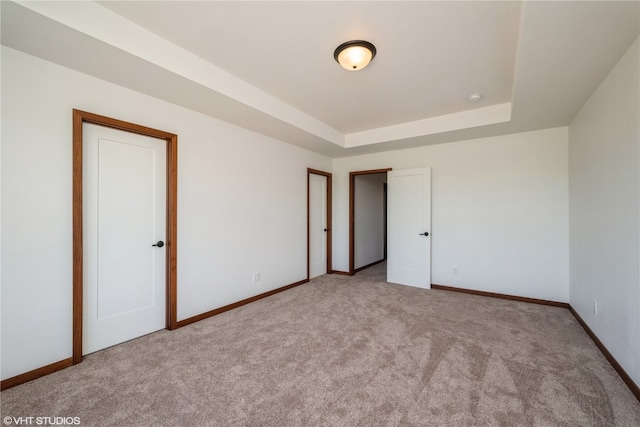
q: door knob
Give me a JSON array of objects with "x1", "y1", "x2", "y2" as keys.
[
  {"x1": 419, "y1": 232, "x2": 429, "y2": 237},
  {"x1": 152, "y1": 240, "x2": 165, "y2": 248}
]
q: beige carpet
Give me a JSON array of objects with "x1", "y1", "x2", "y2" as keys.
[{"x1": 2, "y1": 263, "x2": 639, "y2": 426}]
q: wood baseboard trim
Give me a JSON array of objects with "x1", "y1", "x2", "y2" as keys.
[
  {"x1": 568, "y1": 306, "x2": 640, "y2": 402},
  {"x1": 1, "y1": 357, "x2": 73, "y2": 391},
  {"x1": 354, "y1": 259, "x2": 385, "y2": 273},
  {"x1": 175, "y1": 278, "x2": 309, "y2": 328},
  {"x1": 331, "y1": 270, "x2": 351, "y2": 275},
  {"x1": 431, "y1": 284, "x2": 570, "y2": 308}
]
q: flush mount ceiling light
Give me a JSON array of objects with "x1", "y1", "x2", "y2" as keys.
[{"x1": 334, "y1": 40, "x2": 377, "y2": 71}]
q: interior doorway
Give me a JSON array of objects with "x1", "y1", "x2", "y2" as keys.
[
  {"x1": 307, "y1": 168, "x2": 332, "y2": 278},
  {"x1": 349, "y1": 168, "x2": 391, "y2": 275},
  {"x1": 72, "y1": 109, "x2": 178, "y2": 365}
]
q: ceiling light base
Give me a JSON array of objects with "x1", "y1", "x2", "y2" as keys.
[{"x1": 334, "y1": 40, "x2": 377, "y2": 71}]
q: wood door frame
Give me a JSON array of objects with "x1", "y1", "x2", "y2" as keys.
[
  {"x1": 72, "y1": 109, "x2": 178, "y2": 365},
  {"x1": 307, "y1": 168, "x2": 332, "y2": 278},
  {"x1": 349, "y1": 168, "x2": 392, "y2": 275}
]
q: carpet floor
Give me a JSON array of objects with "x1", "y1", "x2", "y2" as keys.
[{"x1": 2, "y1": 263, "x2": 639, "y2": 426}]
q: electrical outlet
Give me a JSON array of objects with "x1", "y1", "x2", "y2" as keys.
[
  {"x1": 593, "y1": 300, "x2": 598, "y2": 315},
  {"x1": 252, "y1": 272, "x2": 261, "y2": 282}
]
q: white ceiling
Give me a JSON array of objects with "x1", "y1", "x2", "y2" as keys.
[
  {"x1": 96, "y1": 1, "x2": 521, "y2": 134},
  {"x1": 2, "y1": 1, "x2": 639, "y2": 158}
]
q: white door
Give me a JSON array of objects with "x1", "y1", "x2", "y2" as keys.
[
  {"x1": 387, "y1": 167, "x2": 431, "y2": 288},
  {"x1": 309, "y1": 174, "x2": 327, "y2": 278},
  {"x1": 83, "y1": 124, "x2": 166, "y2": 355}
]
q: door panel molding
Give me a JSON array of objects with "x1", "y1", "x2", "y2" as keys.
[
  {"x1": 307, "y1": 168, "x2": 332, "y2": 278},
  {"x1": 348, "y1": 168, "x2": 392, "y2": 275},
  {"x1": 72, "y1": 109, "x2": 178, "y2": 365}
]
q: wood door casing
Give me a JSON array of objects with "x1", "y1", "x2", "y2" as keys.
[
  {"x1": 307, "y1": 169, "x2": 332, "y2": 278},
  {"x1": 348, "y1": 168, "x2": 392, "y2": 275},
  {"x1": 72, "y1": 109, "x2": 178, "y2": 364}
]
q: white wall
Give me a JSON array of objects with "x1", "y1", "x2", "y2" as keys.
[
  {"x1": 0, "y1": 47, "x2": 331, "y2": 380},
  {"x1": 569, "y1": 38, "x2": 640, "y2": 386},
  {"x1": 354, "y1": 173, "x2": 386, "y2": 269},
  {"x1": 334, "y1": 127, "x2": 569, "y2": 301}
]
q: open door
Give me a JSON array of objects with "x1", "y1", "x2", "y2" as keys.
[{"x1": 387, "y1": 167, "x2": 431, "y2": 288}]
